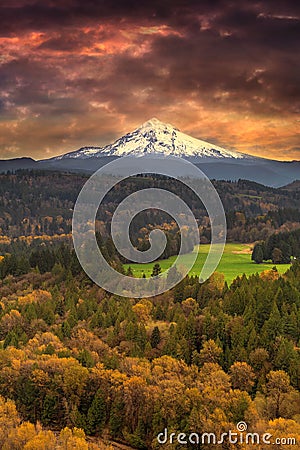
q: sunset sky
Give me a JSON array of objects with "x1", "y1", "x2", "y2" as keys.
[{"x1": 0, "y1": 0, "x2": 299, "y2": 161}]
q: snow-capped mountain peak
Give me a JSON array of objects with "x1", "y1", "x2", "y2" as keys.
[
  {"x1": 138, "y1": 117, "x2": 179, "y2": 132},
  {"x1": 53, "y1": 118, "x2": 253, "y2": 161}
]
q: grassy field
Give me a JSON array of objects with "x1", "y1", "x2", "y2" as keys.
[{"x1": 124, "y1": 243, "x2": 291, "y2": 284}]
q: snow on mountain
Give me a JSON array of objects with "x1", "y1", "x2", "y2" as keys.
[{"x1": 53, "y1": 118, "x2": 254, "y2": 161}]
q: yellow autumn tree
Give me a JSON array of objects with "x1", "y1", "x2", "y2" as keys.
[
  {"x1": 23, "y1": 430, "x2": 57, "y2": 450},
  {"x1": 229, "y1": 361, "x2": 256, "y2": 392},
  {"x1": 0, "y1": 396, "x2": 20, "y2": 446},
  {"x1": 266, "y1": 418, "x2": 300, "y2": 450},
  {"x1": 58, "y1": 427, "x2": 89, "y2": 450}
]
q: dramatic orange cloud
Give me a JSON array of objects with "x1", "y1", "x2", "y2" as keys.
[{"x1": 0, "y1": 1, "x2": 299, "y2": 160}]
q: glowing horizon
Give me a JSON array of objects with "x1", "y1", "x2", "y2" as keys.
[{"x1": 0, "y1": 1, "x2": 299, "y2": 161}]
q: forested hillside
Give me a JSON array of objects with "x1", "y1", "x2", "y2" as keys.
[
  {"x1": 1, "y1": 171, "x2": 300, "y2": 246},
  {"x1": 0, "y1": 255, "x2": 299, "y2": 448},
  {"x1": 0, "y1": 171, "x2": 300, "y2": 448}
]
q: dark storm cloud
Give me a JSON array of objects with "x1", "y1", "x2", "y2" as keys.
[
  {"x1": 0, "y1": 0, "x2": 222, "y2": 35},
  {"x1": 109, "y1": 24, "x2": 299, "y2": 116},
  {"x1": 0, "y1": 58, "x2": 61, "y2": 115},
  {"x1": 109, "y1": 1, "x2": 299, "y2": 117},
  {"x1": 0, "y1": 0, "x2": 299, "y2": 159},
  {"x1": 1, "y1": 0, "x2": 296, "y2": 36}
]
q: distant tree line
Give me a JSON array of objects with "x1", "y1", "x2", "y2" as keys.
[
  {"x1": 1, "y1": 172, "x2": 300, "y2": 243},
  {"x1": 252, "y1": 228, "x2": 300, "y2": 264}
]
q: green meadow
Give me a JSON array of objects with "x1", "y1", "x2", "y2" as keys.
[{"x1": 124, "y1": 243, "x2": 290, "y2": 284}]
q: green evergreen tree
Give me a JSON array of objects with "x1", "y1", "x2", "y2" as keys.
[
  {"x1": 150, "y1": 326, "x2": 161, "y2": 348},
  {"x1": 151, "y1": 263, "x2": 162, "y2": 277},
  {"x1": 252, "y1": 243, "x2": 264, "y2": 264},
  {"x1": 109, "y1": 400, "x2": 125, "y2": 438},
  {"x1": 272, "y1": 247, "x2": 284, "y2": 264},
  {"x1": 86, "y1": 389, "x2": 106, "y2": 435},
  {"x1": 126, "y1": 266, "x2": 134, "y2": 276}
]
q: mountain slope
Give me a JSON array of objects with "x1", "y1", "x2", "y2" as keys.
[
  {"x1": 0, "y1": 118, "x2": 299, "y2": 188},
  {"x1": 52, "y1": 117, "x2": 254, "y2": 161},
  {"x1": 0, "y1": 157, "x2": 37, "y2": 171},
  {"x1": 281, "y1": 180, "x2": 300, "y2": 191}
]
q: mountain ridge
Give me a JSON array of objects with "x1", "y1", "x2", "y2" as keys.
[
  {"x1": 51, "y1": 117, "x2": 255, "y2": 161},
  {"x1": 0, "y1": 118, "x2": 299, "y2": 188}
]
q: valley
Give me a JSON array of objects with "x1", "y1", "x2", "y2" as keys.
[{"x1": 124, "y1": 242, "x2": 291, "y2": 284}]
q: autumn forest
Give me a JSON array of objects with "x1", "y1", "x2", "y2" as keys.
[{"x1": 0, "y1": 171, "x2": 299, "y2": 449}]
